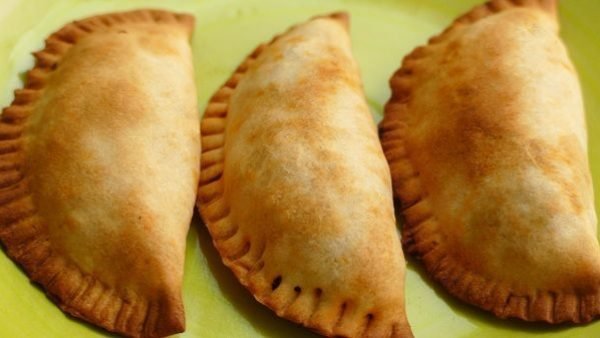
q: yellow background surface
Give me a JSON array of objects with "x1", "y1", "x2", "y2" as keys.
[{"x1": 0, "y1": 0, "x2": 598, "y2": 337}]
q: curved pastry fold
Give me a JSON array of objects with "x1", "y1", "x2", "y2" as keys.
[
  {"x1": 197, "y1": 13, "x2": 412, "y2": 337},
  {"x1": 0, "y1": 10, "x2": 199, "y2": 337},
  {"x1": 380, "y1": 0, "x2": 600, "y2": 324}
]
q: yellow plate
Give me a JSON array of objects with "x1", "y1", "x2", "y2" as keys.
[{"x1": 0, "y1": 0, "x2": 598, "y2": 337}]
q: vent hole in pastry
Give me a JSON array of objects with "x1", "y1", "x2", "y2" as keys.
[
  {"x1": 294, "y1": 286, "x2": 301, "y2": 293},
  {"x1": 335, "y1": 302, "x2": 348, "y2": 328},
  {"x1": 271, "y1": 276, "x2": 282, "y2": 291},
  {"x1": 363, "y1": 313, "x2": 375, "y2": 334},
  {"x1": 315, "y1": 288, "x2": 323, "y2": 297}
]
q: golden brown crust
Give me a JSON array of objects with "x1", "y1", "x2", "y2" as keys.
[
  {"x1": 380, "y1": 0, "x2": 600, "y2": 324},
  {"x1": 198, "y1": 12, "x2": 412, "y2": 338},
  {"x1": 0, "y1": 9, "x2": 196, "y2": 338}
]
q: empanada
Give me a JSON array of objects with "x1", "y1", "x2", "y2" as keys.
[
  {"x1": 197, "y1": 13, "x2": 412, "y2": 337},
  {"x1": 380, "y1": 0, "x2": 600, "y2": 324},
  {"x1": 0, "y1": 10, "x2": 199, "y2": 337}
]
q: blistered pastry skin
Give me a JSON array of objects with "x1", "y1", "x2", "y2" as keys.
[
  {"x1": 0, "y1": 9, "x2": 199, "y2": 337},
  {"x1": 198, "y1": 13, "x2": 413, "y2": 338},
  {"x1": 380, "y1": 0, "x2": 600, "y2": 324}
]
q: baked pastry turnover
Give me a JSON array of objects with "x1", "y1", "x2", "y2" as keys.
[
  {"x1": 0, "y1": 10, "x2": 199, "y2": 337},
  {"x1": 197, "y1": 13, "x2": 412, "y2": 337},
  {"x1": 380, "y1": 0, "x2": 600, "y2": 324}
]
